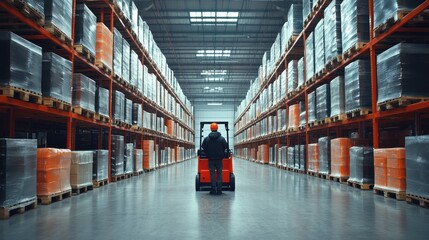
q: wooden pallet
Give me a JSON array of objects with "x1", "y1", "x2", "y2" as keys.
[
  {"x1": 95, "y1": 113, "x2": 109, "y2": 123},
  {"x1": 42, "y1": 97, "x2": 72, "y2": 111},
  {"x1": 316, "y1": 118, "x2": 330, "y2": 126},
  {"x1": 315, "y1": 68, "x2": 327, "y2": 79},
  {"x1": 325, "y1": 55, "x2": 343, "y2": 70},
  {"x1": 319, "y1": 173, "x2": 330, "y2": 180},
  {"x1": 73, "y1": 107, "x2": 95, "y2": 119},
  {"x1": 0, "y1": 86, "x2": 42, "y2": 104},
  {"x1": 307, "y1": 121, "x2": 317, "y2": 128},
  {"x1": 342, "y1": 42, "x2": 366, "y2": 60},
  {"x1": 6, "y1": 0, "x2": 45, "y2": 25},
  {"x1": 93, "y1": 179, "x2": 108, "y2": 188},
  {"x1": 305, "y1": 77, "x2": 316, "y2": 87},
  {"x1": 406, "y1": 194, "x2": 429, "y2": 208},
  {"x1": 330, "y1": 114, "x2": 346, "y2": 123},
  {"x1": 373, "y1": 187, "x2": 406, "y2": 201},
  {"x1": 312, "y1": 0, "x2": 323, "y2": 12},
  {"x1": 0, "y1": 198, "x2": 37, "y2": 219},
  {"x1": 287, "y1": 127, "x2": 298, "y2": 133},
  {"x1": 285, "y1": 35, "x2": 299, "y2": 51},
  {"x1": 297, "y1": 84, "x2": 305, "y2": 92},
  {"x1": 124, "y1": 172, "x2": 133, "y2": 179},
  {"x1": 377, "y1": 97, "x2": 428, "y2": 111},
  {"x1": 307, "y1": 171, "x2": 319, "y2": 177},
  {"x1": 74, "y1": 44, "x2": 95, "y2": 63},
  {"x1": 373, "y1": 10, "x2": 429, "y2": 37},
  {"x1": 132, "y1": 125, "x2": 143, "y2": 131},
  {"x1": 330, "y1": 176, "x2": 348, "y2": 184},
  {"x1": 72, "y1": 185, "x2": 93, "y2": 195},
  {"x1": 293, "y1": 169, "x2": 305, "y2": 174},
  {"x1": 111, "y1": 174, "x2": 126, "y2": 182},
  {"x1": 95, "y1": 62, "x2": 112, "y2": 75},
  {"x1": 43, "y1": 23, "x2": 72, "y2": 46},
  {"x1": 133, "y1": 170, "x2": 144, "y2": 176},
  {"x1": 298, "y1": 125, "x2": 306, "y2": 131},
  {"x1": 38, "y1": 190, "x2": 72, "y2": 205},
  {"x1": 287, "y1": 90, "x2": 298, "y2": 98},
  {"x1": 346, "y1": 108, "x2": 371, "y2": 119},
  {"x1": 347, "y1": 180, "x2": 373, "y2": 190}
]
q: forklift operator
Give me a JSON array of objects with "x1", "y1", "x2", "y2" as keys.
[{"x1": 201, "y1": 122, "x2": 228, "y2": 195}]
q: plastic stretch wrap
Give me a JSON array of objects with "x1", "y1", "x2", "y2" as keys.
[
  {"x1": 111, "y1": 135, "x2": 124, "y2": 176},
  {"x1": 134, "y1": 149, "x2": 143, "y2": 172},
  {"x1": 96, "y1": 87, "x2": 109, "y2": 117},
  {"x1": 44, "y1": 0, "x2": 72, "y2": 38},
  {"x1": 349, "y1": 147, "x2": 374, "y2": 184},
  {"x1": 305, "y1": 32, "x2": 315, "y2": 81},
  {"x1": 405, "y1": 135, "x2": 429, "y2": 199},
  {"x1": 288, "y1": 104, "x2": 300, "y2": 129},
  {"x1": 287, "y1": 146, "x2": 294, "y2": 169},
  {"x1": 138, "y1": 16, "x2": 144, "y2": 46},
  {"x1": 302, "y1": 0, "x2": 313, "y2": 23},
  {"x1": 377, "y1": 43, "x2": 429, "y2": 104},
  {"x1": 299, "y1": 145, "x2": 306, "y2": 171},
  {"x1": 130, "y1": 1, "x2": 138, "y2": 34},
  {"x1": 95, "y1": 23, "x2": 113, "y2": 70},
  {"x1": 341, "y1": 0, "x2": 369, "y2": 52},
  {"x1": 330, "y1": 138, "x2": 352, "y2": 178},
  {"x1": 280, "y1": 70, "x2": 287, "y2": 99},
  {"x1": 374, "y1": 148, "x2": 406, "y2": 191},
  {"x1": 299, "y1": 101, "x2": 306, "y2": 127},
  {"x1": 330, "y1": 76, "x2": 345, "y2": 117},
  {"x1": 72, "y1": 74, "x2": 96, "y2": 112},
  {"x1": 287, "y1": 60, "x2": 298, "y2": 94},
  {"x1": 143, "y1": 140, "x2": 155, "y2": 170},
  {"x1": 113, "y1": 90, "x2": 125, "y2": 121},
  {"x1": 297, "y1": 57, "x2": 305, "y2": 88},
  {"x1": 70, "y1": 151, "x2": 93, "y2": 188},
  {"x1": 278, "y1": 109, "x2": 287, "y2": 131},
  {"x1": 318, "y1": 137, "x2": 331, "y2": 175},
  {"x1": 75, "y1": 4, "x2": 96, "y2": 56},
  {"x1": 125, "y1": 98, "x2": 132, "y2": 125},
  {"x1": 308, "y1": 143, "x2": 319, "y2": 173},
  {"x1": 120, "y1": 0, "x2": 130, "y2": 21},
  {"x1": 137, "y1": 60, "x2": 143, "y2": 94},
  {"x1": 308, "y1": 91, "x2": 316, "y2": 122},
  {"x1": 0, "y1": 32, "x2": 42, "y2": 94},
  {"x1": 42, "y1": 52, "x2": 72, "y2": 104},
  {"x1": 130, "y1": 50, "x2": 138, "y2": 88},
  {"x1": 345, "y1": 60, "x2": 371, "y2": 112},
  {"x1": 374, "y1": 0, "x2": 424, "y2": 31},
  {"x1": 113, "y1": 28, "x2": 123, "y2": 78},
  {"x1": 92, "y1": 150, "x2": 108, "y2": 182},
  {"x1": 316, "y1": 84, "x2": 330, "y2": 120},
  {"x1": 314, "y1": 19, "x2": 325, "y2": 74},
  {"x1": 286, "y1": 4, "x2": 303, "y2": 46},
  {"x1": 132, "y1": 103, "x2": 143, "y2": 127},
  {"x1": 124, "y1": 143, "x2": 134, "y2": 174},
  {"x1": 0, "y1": 139, "x2": 37, "y2": 207},
  {"x1": 294, "y1": 145, "x2": 300, "y2": 170},
  {"x1": 37, "y1": 148, "x2": 71, "y2": 196},
  {"x1": 25, "y1": 0, "x2": 44, "y2": 15},
  {"x1": 122, "y1": 40, "x2": 130, "y2": 83},
  {"x1": 324, "y1": 0, "x2": 342, "y2": 63}
]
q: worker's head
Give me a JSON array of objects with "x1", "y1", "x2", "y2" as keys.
[{"x1": 210, "y1": 122, "x2": 218, "y2": 131}]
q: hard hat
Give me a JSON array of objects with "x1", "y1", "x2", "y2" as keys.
[{"x1": 210, "y1": 122, "x2": 218, "y2": 131}]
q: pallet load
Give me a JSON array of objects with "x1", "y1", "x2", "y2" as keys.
[
  {"x1": 294, "y1": 145, "x2": 300, "y2": 170},
  {"x1": 330, "y1": 138, "x2": 353, "y2": 182},
  {"x1": 299, "y1": 101, "x2": 306, "y2": 128},
  {"x1": 302, "y1": 0, "x2": 313, "y2": 24},
  {"x1": 111, "y1": 135, "x2": 125, "y2": 177},
  {"x1": 44, "y1": 0, "x2": 72, "y2": 40},
  {"x1": 124, "y1": 143, "x2": 134, "y2": 175},
  {"x1": 72, "y1": 74, "x2": 96, "y2": 114},
  {"x1": 284, "y1": 3, "x2": 302, "y2": 51},
  {"x1": 287, "y1": 60, "x2": 298, "y2": 95},
  {"x1": 96, "y1": 87, "x2": 109, "y2": 120},
  {"x1": 405, "y1": 135, "x2": 429, "y2": 207},
  {"x1": 130, "y1": 50, "x2": 138, "y2": 89},
  {"x1": 348, "y1": 147, "x2": 374, "y2": 189},
  {"x1": 287, "y1": 146, "x2": 294, "y2": 169},
  {"x1": 288, "y1": 104, "x2": 299, "y2": 131},
  {"x1": 0, "y1": 139, "x2": 37, "y2": 219},
  {"x1": 24, "y1": 0, "x2": 44, "y2": 17},
  {"x1": 92, "y1": 150, "x2": 108, "y2": 187},
  {"x1": 132, "y1": 103, "x2": 143, "y2": 128},
  {"x1": 258, "y1": 144, "x2": 269, "y2": 164},
  {"x1": 307, "y1": 143, "x2": 319, "y2": 174},
  {"x1": 318, "y1": 137, "x2": 331, "y2": 177},
  {"x1": 37, "y1": 148, "x2": 71, "y2": 204},
  {"x1": 340, "y1": 0, "x2": 369, "y2": 55},
  {"x1": 133, "y1": 149, "x2": 143, "y2": 174},
  {"x1": 70, "y1": 151, "x2": 93, "y2": 194},
  {"x1": 95, "y1": 23, "x2": 113, "y2": 72},
  {"x1": 316, "y1": 84, "x2": 330, "y2": 121},
  {"x1": 330, "y1": 76, "x2": 345, "y2": 119},
  {"x1": 299, "y1": 145, "x2": 306, "y2": 171},
  {"x1": 130, "y1": 1, "x2": 138, "y2": 35},
  {"x1": 42, "y1": 52, "x2": 72, "y2": 106},
  {"x1": 122, "y1": 40, "x2": 130, "y2": 84},
  {"x1": 74, "y1": 4, "x2": 96, "y2": 58},
  {"x1": 125, "y1": 98, "x2": 133, "y2": 125},
  {"x1": 113, "y1": 28, "x2": 123, "y2": 79},
  {"x1": 305, "y1": 32, "x2": 315, "y2": 82},
  {"x1": 344, "y1": 60, "x2": 372, "y2": 115},
  {"x1": 137, "y1": 59, "x2": 144, "y2": 94},
  {"x1": 308, "y1": 91, "x2": 316, "y2": 124},
  {"x1": 377, "y1": 43, "x2": 429, "y2": 110},
  {"x1": 324, "y1": 0, "x2": 342, "y2": 65},
  {"x1": 0, "y1": 32, "x2": 42, "y2": 98},
  {"x1": 143, "y1": 140, "x2": 155, "y2": 170},
  {"x1": 113, "y1": 90, "x2": 125, "y2": 123},
  {"x1": 314, "y1": 19, "x2": 325, "y2": 75}
]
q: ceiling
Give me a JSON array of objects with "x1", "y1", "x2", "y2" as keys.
[{"x1": 135, "y1": 0, "x2": 298, "y2": 107}]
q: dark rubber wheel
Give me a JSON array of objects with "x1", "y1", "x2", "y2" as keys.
[
  {"x1": 230, "y1": 173, "x2": 235, "y2": 191},
  {"x1": 195, "y1": 174, "x2": 201, "y2": 191}
]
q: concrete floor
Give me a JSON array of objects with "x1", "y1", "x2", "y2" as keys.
[{"x1": 1, "y1": 158, "x2": 428, "y2": 240}]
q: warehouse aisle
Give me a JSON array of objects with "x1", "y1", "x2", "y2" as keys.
[{"x1": 1, "y1": 158, "x2": 429, "y2": 240}]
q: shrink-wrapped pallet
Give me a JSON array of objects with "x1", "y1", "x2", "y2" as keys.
[
  {"x1": 305, "y1": 32, "x2": 315, "y2": 81},
  {"x1": 316, "y1": 84, "x2": 330, "y2": 120},
  {"x1": 75, "y1": 4, "x2": 96, "y2": 56},
  {"x1": 137, "y1": 60, "x2": 143, "y2": 94},
  {"x1": 287, "y1": 146, "x2": 295, "y2": 169},
  {"x1": 349, "y1": 147, "x2": 374, "y2": 184},
  {"x1": 93, "y1": 150, "x2": 108, "y2": 182},
  {"x1": 294, "y1": 145, "x2": 300, "y2": 170},
  {"x1": 143, "y1": 140, "x2": 155, "y2": 170},
  {"x1": 37, "y1": 148, "x2": 71, "y2": 196},
  {"x1": 70, "y1": 151, "x2": 93, "y2": 189},
  {"x1": 42, "y1": 52, "x2": 72, "y2": 104},
  {"x1": 0, "y1": 139, "x2": 37, "y2": 207},
  {"x1": 374, "y1": 0, "x2": 424, "y2": 31},
  {"x1": 120, "y1": 0, "x2": 130, "y2": 21},
  {"x1": 299, "y1": 145, "x2": 306, "y2": 171},
  {"x1": 341, "y1": 0, "x2": 369, "y2": 52},
  {"x1": 95, "y1": 23, "x2": 113, "y2": 70},
  {"x1": 113, "y1": 28, "x2": 123, "y2": 78},
  {"x1": 405, "y1": 135, "x2": 429, "y2": 199},
  {"x1": 297, "y1": 57, "x2": 305, "y2": 89},
  {"x1": 377, "y1": 43, "x2": 429, "y2": 104},
  {"x1": 345, "y1": 60, "x2": 372, "y2": 112},
  {"x1": 44, "y1": 0, "x2": 72, "y2": 39},
  {"x1": 72, "y1": 74, "x2": 96, "y2": 112},
  {"x1": 308, "y1": 91, "x2": 316, "y2": 122},
  {"x1": 138, "y1": 16, "x2": 144, "y2": 46},
  {"x1": 111, "y1": 135, "x2": 124, "y2": 176},
  {"x1": 130, "y1": 1, "x2": 138, "y2": 34},
  {"x1": 288, "y1": 104, "x2": 300, "y2": 130},
  {"x1": 287, "y1": 60, "x2": 298, "y2": 94},
  {"x1": 0, "y1": 32, "x2": 42, "y2": 94},
  {"x1": 134, "y1": 149, "x2": 143, "y2": 173},
  {"x1": 132, "y1": 103, "x2": 142, "y2": 127},
  {"x1": 324, "y1": 0, "x2": 342, "y2": 63},
  {"x1": 302, "y1": 0, "x2": 313, "y2": 24},
  {"x1": 125, "y1": 98, "x2": 133, "y2": 125},
  {"x1": 124, "y1": 143, "x2": 134, "y2": 174},
  {"x1": 299, "y1": 101, "x2": 306, "y2": 127},
  {"x1": 122, "y1": 40, "x2": 130, "y2": 83},
  {"x1": 318, "y1": 137, "x2": 331, "y2": 175},
  {"x1": 314, "y1": 19, "x2": 325, "y2": 74},
  {"x1": 25, "y1": 0, "x2": 44, "y2": 16},
  {"x1": 113, "y1": 90, "x2": 125, "y2": 122},
  {"x1": 285, "y1": 4, "x2": 303, "y2": 47},
  {"x1": 330, "y1": 138, "x2": 352, "y2": 178},
  {"x1": 330, "y1": 76, "x2": 345, "y2": 117},
  {"x1": 130, "y1": 50, "x2": 138, "y2": 88},
  {"x1": 96, "y1": 87, "x2": 109, "y2": 118},
  {"x1": 308, "y1": 143, "x2": 319, "y2": 173}
]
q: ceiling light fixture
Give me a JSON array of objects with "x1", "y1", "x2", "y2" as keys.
[
  {"x1": 190, "y1": 11, "x2": 239, "y2": 24},
  {"x1": 207, "y1": 102, "x2": 223, "y2": 106},
  {"x1": 201, "y1": 70, "x2": 227, "y2": 75}
]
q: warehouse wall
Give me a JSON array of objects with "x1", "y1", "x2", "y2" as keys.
[{"x1": 194, "y1": 103, "x2": 235, "y2": 152}]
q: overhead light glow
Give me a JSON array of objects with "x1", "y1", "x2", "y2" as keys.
[
  {"x1": 197, "y1": 50, "x2": 231, "y2": 58},
  {"x1": 201, "y1": 70, "x2": 227, "y2": 75},
  {"x1": 207, "y1": 102, "x2": 223, "y2": 106},
  {"x1": 206, "y1": 77, "x2": 225, "y2": 81},
  {"x1": 190, "y1": 11, "x2": 239, "y2": 24}
]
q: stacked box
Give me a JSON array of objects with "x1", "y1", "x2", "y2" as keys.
[
  {"x1": 345, "y1": 60, "x2": 372, "y2": 112},
  {"x1": 341, "y1": 0, "x2": 369, "y2": 52},
  {"x1": 316, "y1": 84, "x2": 330, "y2": 120},
  {"x1": 143, "y1": 140, "x2": 155, "y2": 170},
  {"x1": 374, "y1": 149, "x2": 387, "y2": 189},
  {"x1": 405, "y1": 135, "x2": 429, "y2": 199},
  {"x1": 294, "y1": 145, "x2": 300, "y2": 170},
  {"x1": 134, "y1": 149, "x2": 143, "y2": 172},
  {"x1": 288, "y1": 104, "x2": 300, "y2": 130},
  {"x1": 287, "y1": 146, "x2": 294, "y2": 169},
  {"x1": 125, "y1": 98, "x2": 133, "y2": 125},
  {"x1": 111, "y1": 135, "x2": 124, "y2": 176},
  {"x1": 113, "y1": 90, "x2": 125, "y2": 122},
  {"x1": 130, "y1": 50, "x2": 138, "y2": 88},
  {"x1": 122, "y1": 40, "x2": 130, "y2": 83},
  {"x1": 305, "y1": 32, "x2": 315, "y2": 81},
  {"x1": 287, "y1": 60, "x2": 298, "y2": 94},
  {"x1": 330, "y1": 76, "x2": 345, "y2": 117},
  {"x1": 0, "y1": 32, "x2": 42, "y2": 94},
  {"x1": 349, "y1": 147, "x2": 374, "y2": 184},
  {"x1": 374, "y1": 148, "x2": 406, "y2": 192},
  {"x1": 278, "y1": 109, "x2": 287, "y2": 131},
  {"x1": 130, "y1": 1, "x2": 138, "y2": 34},
  {"x1": 132, "y1": 103, "x2": 142, "y2": 127},
  {"x1": 0, "y1": 139, "x2": 37, "y2": 207},
  {"x1": 96, "y1": 87, "x2": 109, "y2": 118},
  {"x1": 44, "y1": 0, "x2": 73, "y2": 38},
  {"x1": 75, "y1": 4, "x2": 96, "y2": 56},
  {"x1": 37, "y1": 148, "x2": 71, "y2": 196},
  {"x1": 308, "y1": 143, "x2": 319, "y2": 173},
  {"x1": 124, "y1": 143, "x2": 134, "y2": 174},
  {"x1": 330, "y1": 138, "x2": 352, "y2": 178},
  {"x1": 95, "y1": 23, "x2": 113, "y2": 70},
  {"x1": 302, "y1": 0, "x2": 313, "y2": 24},
  {"x1": 113, "y1": 28, "x2": 123, "y2": 78},
  {"x1": 258, "y1": 145, "x2": 269, "y2": 164},
  {"x1": 138, "y1": 16, "x2": 144, "y2": 46},
  {"x1": 314, "y1": 19, "x2": 325, "y2": 74},
  {"x1": 324, "y1": 0, "x2": 342, "y2": 64},
  {"x1": 285, "y1": 4, "x2": 303, "y2": 47},
  {"x1": 374, "y1": 0, "x2": 424, "y2": 31},
  {"x1": 299, "y1": 145, "x2": 306, "y2": 171},
  {"x1": 318, "y1": 137, "x2": 331, "y2": 175},
  {"x1": 72, "y1": 74, "x2": 96, "y2": 112},
  {"x1": 308, "y1": 91, "x2": 316, "y2": 122},
  {"x1": 377, "y1": 43, "x2": 429, "y2": 104},
  {"x1": 42, "y1": 52, "x2": 72, "y2": 104},
  {"x1": 297, "y1": 57, "x2": 305, "y2": 89},
  {"x1": 93, "y1": 150, "x2": 108, "y2": 182},
  {"x1": 70, "y1": 151, "x2": 93, "y2": 189},
  {"x1": 280, "y1": 70, "x2": 287, "y2": 99},
  {"x1": 299, "y1": 101, "x2": 306, "y2": 127}
]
